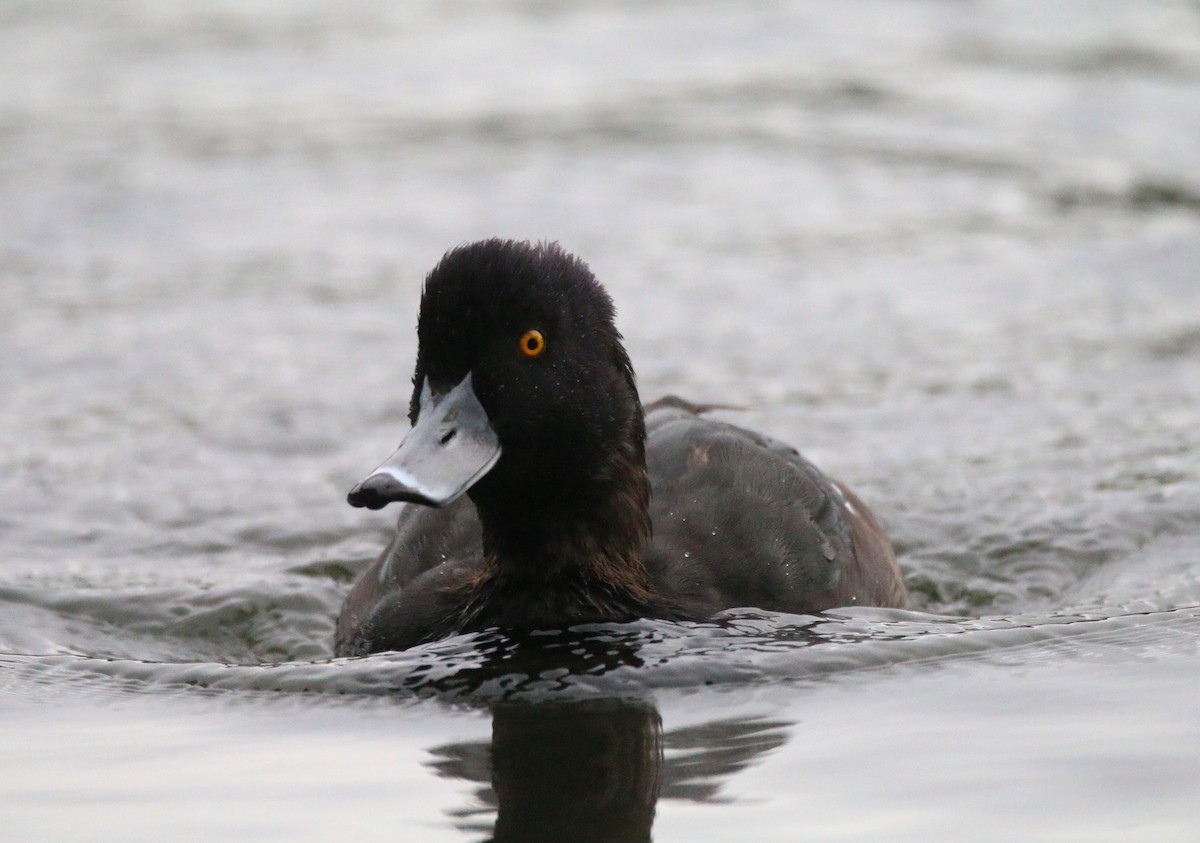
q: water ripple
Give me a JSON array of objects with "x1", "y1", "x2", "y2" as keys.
[{"x1": 3, "y1": 606, "x2": 1197, "y2": 703}]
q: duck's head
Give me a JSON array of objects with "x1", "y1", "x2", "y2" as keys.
[{"x1": 348, "y1": 239, "x2": 644, "y2": 513}]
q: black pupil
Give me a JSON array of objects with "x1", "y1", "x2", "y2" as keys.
[{"x1": 526, "y1": 336, "x2": 538, "y2": 351}]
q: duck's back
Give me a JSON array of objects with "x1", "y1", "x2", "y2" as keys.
[{"x1": 641, "y1": 398, "x2": 907, "y2": 615}]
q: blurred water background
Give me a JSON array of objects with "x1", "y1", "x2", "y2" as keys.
[{"x1": 2, "y1": 1, "x2": 1200, "y2": 840}]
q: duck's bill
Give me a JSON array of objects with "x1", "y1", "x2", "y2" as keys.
[{"x1": 347, "y1": 373, "x2": 501, "y2": 510}]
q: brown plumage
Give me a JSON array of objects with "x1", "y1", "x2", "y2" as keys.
[{"x1": 336, "y1": 240, "x2": 906, "y2": 656}]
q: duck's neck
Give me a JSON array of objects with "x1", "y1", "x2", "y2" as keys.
[{"x1": 471, "y1": 435, "x2": 654, "y2": 600}]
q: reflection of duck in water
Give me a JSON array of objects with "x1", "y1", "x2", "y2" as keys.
[
  {"x1": 337, "y1": 240, "x2": 907, "y2": 656},
  {"x1": 428, "y1": 699, "x2": 790, "y2": 843}
]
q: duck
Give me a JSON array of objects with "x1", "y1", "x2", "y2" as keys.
[{"x1": 335, "y1": 239, "x2": 907, "y2": 656}]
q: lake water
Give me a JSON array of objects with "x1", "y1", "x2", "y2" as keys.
[{"x1": 3, "y1": 1, "x2": 1200, "y2": 840}]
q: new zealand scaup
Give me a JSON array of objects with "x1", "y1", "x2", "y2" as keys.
[{"x1": 336, "y1": 240, "x2": 907, "y2": 655}]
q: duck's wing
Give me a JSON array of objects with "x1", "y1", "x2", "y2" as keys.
[
  {"x1": 334, "y1": 495, "x2": 483, "y2": 652},
  {"x1": 642, "y1": 397, "x2": 906, "y2": 614}
]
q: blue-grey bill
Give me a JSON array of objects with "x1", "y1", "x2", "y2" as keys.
[{"x1": 346, "y1": 373, "x2": 501, "y2": 509}]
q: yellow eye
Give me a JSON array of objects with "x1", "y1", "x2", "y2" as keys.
[{"x1": 519, "y1": 329, "x2": 546, "y2": 357}]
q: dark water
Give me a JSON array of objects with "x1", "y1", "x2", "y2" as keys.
[{"x1": 3, "y1": 1, "x2": 1200, "y2": 839}]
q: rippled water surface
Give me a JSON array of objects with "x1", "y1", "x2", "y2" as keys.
[{"x1": 3, "y1": 1, "x2": 1200, "y2": 840}]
